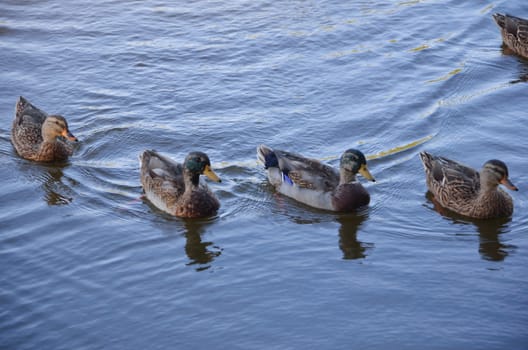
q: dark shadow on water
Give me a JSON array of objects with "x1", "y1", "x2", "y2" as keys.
[
  {"x1": 182, "y1": 219, "x2": 222, "y2": 272},
  {"x1": 273, "y1": 195, "x2": 373, "y2": 260},
  {"x1": 474, "y1": 217, "x2": 514, "y2": 261},
  {"x1": 336, "y1": 211, "x2": 372, "y2": 260},
  {"x1": 500, "y1": 43, "x2": 528, "y2": 84},
  {"x1": 141, "y1": 196, "x2": 222, "y2": 272},
  {"x1": 425, "y1": 192, "x2": 515, "y2": 261},
  {"x1": 17, "y1": 160, "x2": 76, "y2": 206}
]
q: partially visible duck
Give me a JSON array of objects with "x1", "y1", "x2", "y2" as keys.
[
  {"x1": 257, "y1": 145, "x2": 375, "y2": 212},
  {"x1": 139, "y1": 150, "x2": 221, "y2": 218},
  {"x1": 419, "y1": 151, "x2": 518, "y2": 219},
  {"x1": 11, "y1": 96, "x2": 78, "y2": 162},
  {"x1": 493, "y1": 13, "x2": 528, "y2": 58}
]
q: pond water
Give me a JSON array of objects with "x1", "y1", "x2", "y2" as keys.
[{"x1": 1, "y1": 0, "x2": 527, "y2": 349}]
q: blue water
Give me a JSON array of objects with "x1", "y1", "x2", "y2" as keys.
[{"x1": 1, "y1": 0, "x2": 527, "y2": 349}]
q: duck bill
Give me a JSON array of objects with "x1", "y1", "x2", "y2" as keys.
[
  {"x1": 61, "y1": 129, "x2": 78, "y2": 142},
  {"x1": 203, "y1": 165, "x2": 221, "y2": 182},
  {"x1": 500, "y1": 177, "x2": 518, "y2": 191},
  {"x1": 359, "y1": 164, "x2": 376, "y2": 182}
]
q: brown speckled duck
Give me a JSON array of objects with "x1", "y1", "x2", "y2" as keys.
[
  {"x1": 493, "y1": 13, "x2": 528, "y2": 59},
  {"x1": 139, "y1": 150, "x2": 221, "y2": 218},
  {"x1": 11, "y1": 96, "x2": 78, "y2": 162},
  {"x1": 257, "y1": 145, "x2": 375, "y2": 212},
  {"x1": 419, "y1": 151, "x2": 518, "y2": 219}
]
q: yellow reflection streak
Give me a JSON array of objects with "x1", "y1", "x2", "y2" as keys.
[
  {"x1": 426, "y1": 67, "x2": 463, "y2": 84},
  {"x1": 215, "y1": 135, "x2": 434, "y2": 169},
  {"x1": 366, "y1": 134, "x2": 433, "y2": 160}
]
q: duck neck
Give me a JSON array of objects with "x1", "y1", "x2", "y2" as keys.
[
  {"x1": 479, "y1": 172, "x2": 499, "y2": 195},
  {"x1": 41, "y1": 124, "x2": 59, "y2": 143},
  {"x1": 184, "y1": 170, "x2": 200, "y2": 190},
  {"x1": 339, "y1": 168, "x2": 357, "y2": 185}
]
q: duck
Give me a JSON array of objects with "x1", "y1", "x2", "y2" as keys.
[
  {"x1": 257, "y1": 145, "x2": 375, "y2": 212},
  {"x1": 139, "y1": 150, "x2": 221, "y2": 218},
  {"x1": 493, "y1": 13, "x2": 528, "y2": 59},
  {"x1": 11, "y1": 96, "x2": 78, "y2": 162},
  {"x1": 419, "y1": 151, "x2": 518, "y2": 219}
]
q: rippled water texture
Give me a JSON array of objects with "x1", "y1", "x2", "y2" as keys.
[{"x1": 1, "y1": 1, "x2": 527, "y2": 349}]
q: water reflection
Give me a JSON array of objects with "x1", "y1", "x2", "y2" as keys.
[
  {"x1": 183, "y1": 220, "x2": 222, "y2": 271},
  {"x1": 474, "y1": 217, "x2": 514, "y2": 262},
  {"x1": 336, "y1": 212, "x2": 372, "y2": 260},
  {"x1": 425, "y1": 192, "x2": 515, "y2": 261},
  {"x1": 17, "y1": 161, "x2": 75, "y2": 206},
  {"x1": 277, "y1": 202, "x2": 373, "y2": 260},
  {"x1": 499, "y1": 43, "x2": 528, "y2": 84}
]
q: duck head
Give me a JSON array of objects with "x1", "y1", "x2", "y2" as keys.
[
  {"x1": 482, "y1": 159, "x2": 518, "y2": 191},
  {"x1": 184, "y1": 152, "x2": 221, "y2": 185},
  {"x1": 340, "y1": 149, "x2": 375, "y2": 182},
  {"x1": 42, "y1": 115, "x2": 78, "y2": 142}
]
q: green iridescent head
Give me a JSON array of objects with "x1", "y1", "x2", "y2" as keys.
[
  {"x1": 340, "y1": 149, "x2": 375, "y2": 182},
  {"x1": 184, "y1": 152, "x2": 221, "y2": 182}
]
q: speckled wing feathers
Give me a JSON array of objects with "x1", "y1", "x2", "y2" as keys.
[
  {"x1": 493, "y1": 13, "x2": 528, "y2": 58},
  {"x1": 15, "y1": 96, "x2": 47, "y2": 126},
  {"x1": 140, "y1": 150, "x2": 185, "y2": 195},
  {"x1": 421, "y1": 152, "x2": 480, "y2": 206},
  {"x1": 274, "y1": 150, "x2": 339, "y2": 191}
]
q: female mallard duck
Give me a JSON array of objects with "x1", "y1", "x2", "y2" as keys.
[
  {"x1": 11, "y1": 96, "x2": 78, "y2": 162},
  {"x1": 419, "y1": 151, "x2": 518, "y2": 219},
  {"x1": 257, "y1": 145, "x2": 375, "y2": 212},
  {"x1": 139, "y1": 150, "x2": 221, "y2": 218},
  {"x1": 493, "y1": 13, "x2": 528, "y2": 59}
]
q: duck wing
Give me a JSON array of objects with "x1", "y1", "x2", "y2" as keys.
[
  {"x1": 257, "y1": 145, "x2": 339, "y2": 192},
  {"x1": 15, "y1": 96, "x2": 47, "y2": 126},
  {"x1": 420, "y1": 152, "x2": 480, "y2": 202},
  {"x1": 494, "y1": 14, "x2": 528, "y2": 43},
  {"x1": 140, "y1": 150, "x2": 185, "y2": 194}
]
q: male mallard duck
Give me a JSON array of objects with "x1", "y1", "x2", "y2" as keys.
[
  {"x1": 139, "y1": 150, "x2": 221, "y2": 218},
  {"x1": 419, "y1": 151, "x2": 518, "y2": 219},
  {"x1": 257, "y1": 145, "x2": 375, "y2": 212},
  {"x1": 493, "y1": 13, "x2": 528, "y2": 59},
  {"x1": 11, "y1": 96, "x2": 78, "y2": 162}
]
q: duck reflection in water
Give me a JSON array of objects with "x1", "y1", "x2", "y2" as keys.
[
  {"x1": 336, "y1": 212, "x2": 372, "y2": 260},
  {"x1": 17, "y1": 161, "x2": 75, "y2": 205},
  {"x1": 425, "y1": 192, "x2": 515, "y2": 261},
  {"x1": 474, "y1": 217, "x2": 514, "y2": 262},
  {"x1": 183, "y1": 220, "x2": 222, "y2": 271},
  {"x1": 276, "y1": 201, "x2": 372, "y2": 260}
]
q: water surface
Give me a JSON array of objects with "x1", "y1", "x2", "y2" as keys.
[{"x1": 1, "y1": 1, "x2": 527, "y2": 349}]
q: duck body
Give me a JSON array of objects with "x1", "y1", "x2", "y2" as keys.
[
  {"x1": 419, "y1": 151, "x2": 518, "y2": 219},
  {"x1": 11, "y1": 96, "x2": 78, "y2": 162},
  {"x1": 139, "y1": 150, "x2": 221, "y2": 218},
  {"x1": 257, "y1": 145, "x2": 375, "y2": 212},
  {"x1": 493, "y1": 13, "x2": 528, "y2": 58}
]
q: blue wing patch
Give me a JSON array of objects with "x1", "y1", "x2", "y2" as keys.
[{"x1": 282, "y1": 172, "x2": 294, "y2": 186}]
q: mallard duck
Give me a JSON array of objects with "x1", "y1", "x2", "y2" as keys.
[
  {"x1": 11, "y1": 96, "x2": 78, "y2": 162},
  {"x1": 139, "y1": 150, "x2": 221, "y2": 218},
  {"x1": 419, "y1": 151, "x2": 518, "y2": 219},
  {"x1": 257, "y1": 145, "x2": 375, "y2": 212},
  {"x1": 493, "y1": 13, "x2": 528, "y2": 59}
]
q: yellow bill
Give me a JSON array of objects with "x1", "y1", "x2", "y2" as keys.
[
  {"x1": 203, "y1": 165, "x2": 221, "y2": 182},
  {"x1": 359, "y1": 164, "x2": 375, "y2": 182}
]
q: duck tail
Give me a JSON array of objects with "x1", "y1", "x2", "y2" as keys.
[
  {"x1": 139, "y1": 149, "x2": 157, "y2": 175},
  {"x1": 419, "y1": 151, "x2": 434, "y2": 171},
  {"x1": 14, "y1": 96, "x2": 47, "y2": 125},
  {"x1": 257, "y1": 144, "x2": 278, "y2": 169},
  {"x1": 492, "y1": 13, "x2": 506, "y2": 29},
  {"x1": 15, "y1": 96, "x2": 30, "y2": 124}
]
